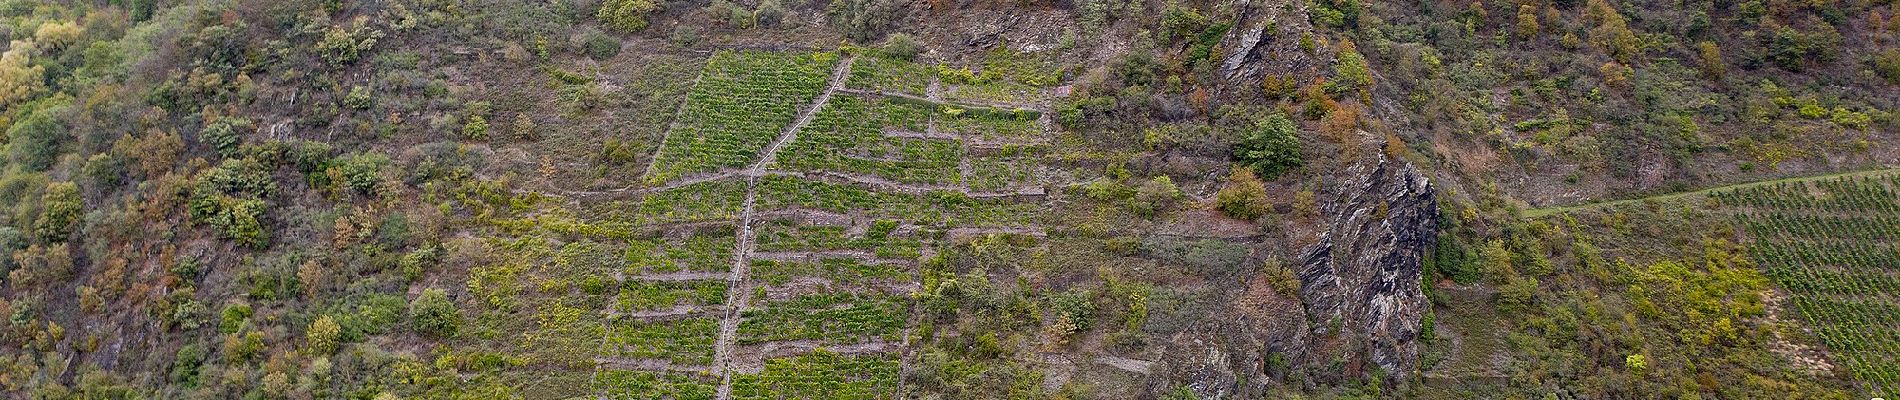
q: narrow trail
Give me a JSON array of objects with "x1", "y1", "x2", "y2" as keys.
[
  {"x1": 559, "y1": 169, "x2": 746, "y2": 198},
  {"x1": 838, "y1": 87, "x2": 1047, "y2": 113},
  {"x1": 712, "y1": 54, "x2": 858, "y2": 400},
  {"x1": 621, "y1": 271, "x2": 728, "y2": 282},
  {"x1": 762, "y1": 169, "x2": 1045, "y2": 198}
]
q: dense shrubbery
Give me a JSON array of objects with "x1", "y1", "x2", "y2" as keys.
[
  {"x1": 828, "y1": 0, "x2": 904, "y2": 43},
  {"x1": 408, "y1": 288, "x2": 460, "y2": 338},
  {"x1": 7, "y1": 101, "x2": 67, "y2": 171},
  {"x1": 599, "y1": 0, "x2": 662, "y2": 32},
  {"x1": 1215, "y1": 168, "x2": 1269, "y2": 220},
  {"x1": 1233, "y1": 113, "x2": 1303, "y2": 179}
]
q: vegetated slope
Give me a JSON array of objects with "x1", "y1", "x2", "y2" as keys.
[{"x1": 0, "y1": 0, "x2": 1892, "y2": 399}]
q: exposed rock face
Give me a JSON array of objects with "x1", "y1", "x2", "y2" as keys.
[
  {"x1": 1149, "y1": 153, "x2": 1437, "y2": 398},
  {"x1": 1297, "y1": 153, "x2": 1437, "y2": 376}
]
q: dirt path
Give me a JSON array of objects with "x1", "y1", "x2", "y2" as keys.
[
  {"x1": 560, "y1": 169, "x2": 746, "y2": 198},
  {"x1": 763, "y1": 169, "x2": 1044, "y2": 198},
  {"x1": 711, "y1": 54, "x2": 858, "y2": 400},
  {"x1": 1094, "y1": 354, "x2": 1155, "y2": 374},
  {"x1": 838, "y1": 87, "x2": 1047, "y2": 113}
]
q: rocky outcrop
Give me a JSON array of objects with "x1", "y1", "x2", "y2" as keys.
[
  {"x1": 1296, "y1": 152, "x2": 1437, "y2": 376},
  {"x1": 1149, "y1": 152, "x2": 1437, "y2": 398}
]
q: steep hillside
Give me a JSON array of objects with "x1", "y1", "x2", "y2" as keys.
[{"x1": 0, "y1": 0, "x2": 1891, "y2": 399}]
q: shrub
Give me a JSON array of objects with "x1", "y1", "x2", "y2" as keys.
[
  {"x1": 1830, "y1": 107, "x2": 1870, "y2": 131},
  {"x1": 756, "y1": 0, "x2": 788, "y2": 27},
  {"x1": 1262, "y1": 258, "x2": 1301, "y2": 297},
  {"x1": 81, "y1": 153, "x2": 122, "y2": 188},
  {"x1": 199, "y1": 117, "x2": 251, "y2": 158},
  {"x1": 0, "y1": 48, "x2": 46, "y2": 107},
  {"x1": 461, "y1": 114, "x2": 489, "y2": 140},
  {"x1": 1234, "y1": 113, "x2": 1303, "y2": 179},
  {"x1": 315, "y1": 19, "x2": 385, "y2": 65},
  {"x1": 880, "y1": 33, "x2": 921, "y2": 60},
  {"x1": 1309, "y1": 0, "x2": 1360, "y2": 28},
  {"x1": 307, "y1": 315, "x2": 342, "y2": 354},
  {"x1": 1161, "y1": 4, "x2": 1211, "y2": 41},
  {"x1": 8, "y1": 105, "x2": 66, "y2": 171},
  {"x1": 1696, "y1": 41, "x2": 1724, "y2": 79},
  {"x1": 1514, "y1": 5, "x2": 1538, "y2": 39},
  {"x1": 599, "y1": 0, "x2": 662, "y2": 32},
  {"x1": 1332, "y1": 39, "x2": 1372, "y2": 90},
  {"x1": 1132, "y1": 175, "x2": 1182, "y2": 217},
  {"x1": 409, "y1": 288, "x2": 460, "y2": 338},
  {"x1": 583, "y1": 33, "x2": 621, "y2": 60},
  {"x1": 169, "y1": 344, "x2": 206, "y2": 385},
  {"x1": 34, "y1": 182, "x2": 80, "y2": 242},
  {"x1": 1875, "y1": 48, "x2": 1900, "y2": 85},
  {"x1": 343, "y1": 86, "x2": 372, "y2": 109},
  {"x1": 510, "y1": 113, "x2": 536, "y2": 141},
  {"x1": 1215, "y1": 168, "x2": 1269, "y2": 221},
  {"x1": 1586, "y1": 0, "x2": 1639, "y2": 62},
  {"x1": 828, "y1": 0, "x2": 904, "y2": 43},
  {"x1": 330, "y1": 153, "x2": 391, "y2": 194},
  {"x1": 34, "y1": 21, "x2": 83, "y2": 48},
  {"x1": 218, "y1": 303, "x2": 253, "y2": 334}
]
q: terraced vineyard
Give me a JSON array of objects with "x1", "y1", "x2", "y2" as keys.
[
  {"x1": 644, "y1": 51, "x2": 840, "y2": 185},
  {"x1": 572, "y1": 49, "x2": 1058, "y2": 399},
  {"x1": 1712, "y1": 174, "x2": 1900, "y2": 397}
]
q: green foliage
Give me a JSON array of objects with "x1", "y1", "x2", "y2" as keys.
[
  {"x1": 1333, "y1": 39, "x2": 1372, "y2": 90},
  {"x1": 729, "y1": 351, "x2": 898, "y2": 399},
  {"x1": 1160, "y1": 4, "x2": 1211, "y2": 41},
  {"x1": 1132, "y1": 175, "x2": 1182, "y2": 217},
  {"x1": 757, "y1": 0, "x2": 788, "y2": 27},
  {"x1": 199, "y1": 117, "x2": 251, "y2": 158},
  {"x1": 168, "y1": 344, "x2": 206, "y2": 386},
  {"x1": 880, "y1": 33, "x2": 921, "y2": 61},
  {"x1": 462, "y1": 114, "x2": 489, "y2": 140},
  {"x1": 343, "y1": 86, "x2": 372, "y2": 109},
  {"x1": 1875, "y1": 49, "x2": 1900, "y2": 85},
  {"x1": 1233, "y1": 113, "x2": 1303, "y2": 179},
  {"x1": 777, "y1": 96, "x2": 961, "y2": 185},
  {"x1": 307, "y1": 315, "x2": 342, "y2": 354},
  {"x1": 1045, "y1": 290, "x2": 1097, "y2": 335},
  {"x1": 828, "y1": 0, "x2": 904, "y2": 42},
  {"x1": 218, "y1": 303, "x2": 252, "y2": 334},
  {"x1": 1764, "y1": 25, "x2": 1841, "y2": 72},
  {"x1": 1711, "y1": 177, "x2": 1900, "y2": 394},
  {"x1": 596, "y1": 371, "x2": 717, "y2": 399},
  {"x1": 1215, "y1": 168, "x2": 1270, "y2": 221},
  {"x1": 646, "y1": 51, "x2": 837, "y2": 183},
  {"x1": 1308, "y1": 0, "x2": 1361, "y2": 28},
  {"x1": 608, "y1": 317, "x2": 719, "y2": 364},
  {"x1": 1262, "y1": 258, "x2": 1302, "y2": 297},
  {"x1": 408, "y1": 288, "x2": 460, "y2": 338},
  {"x1": 738, "y1": 292, "x2": 906, "y2": 344},
  {"x1": 7, "y1": 103, "x2": 66, "y2": 171},
  {"x1": 80, "y1": 153, "x2": 122, "y2": 188},
  {"x1": 330, "y1": 152, "x2": 391, "y2": 194},
  {"x1": 582, "y1": 32, "x2": 621, "y2": 60},
  {"x1": 316, "y1": 19, "x2": 385, "y2": 65},
  {"x1": 599, "y1": 0, "x2": 662, "y2": 32},
  {"x1": 188, "y1": 158, "x2": 275, "y2": 248},
  {"x1": 33, "y1": 182, "x2": 79, "y2": 242}
]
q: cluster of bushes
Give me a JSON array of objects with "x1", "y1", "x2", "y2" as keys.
[{"x1": 599, "y1": 0, "x2": 662, "y2": 32}]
